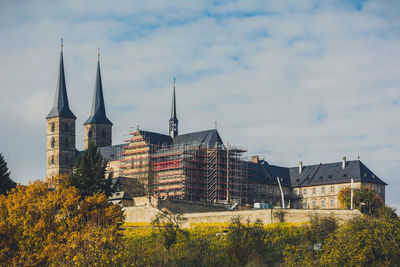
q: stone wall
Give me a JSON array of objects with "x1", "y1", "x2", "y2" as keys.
[{"x1": 123, "y1": 206, "x2": 361, "y2": 228}]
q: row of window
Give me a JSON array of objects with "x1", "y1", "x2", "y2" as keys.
[
  {"x1": 303, "y1": 199, "x2": 335, "y2": 209},
  {"x1": 295, "y1": 186, "x2": 336, "y2": 196},
  {"x1": 88, "y1": 128, "x2": 107, "y2": 138}
]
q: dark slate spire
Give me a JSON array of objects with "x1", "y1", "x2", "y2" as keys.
[
  {"x1": 46, "y1": 44, "x2": 76, "y2": 119},
  {"x1": 169, "y1": 78, "x2": 178, "y2": 138},
  {"x1": 84, "y1": 55, "x2": 112, "y2": 125}
]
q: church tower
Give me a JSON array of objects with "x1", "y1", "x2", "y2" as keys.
[
  {"x1": 84, "y1": 52, "x2": 112, "y2": 149},
  {"x1": 46, "y1": 43, "x2": 76, "y2": 179},
  {"x1": 169, "y1": 78, "x2": 178, "y2": 139}
]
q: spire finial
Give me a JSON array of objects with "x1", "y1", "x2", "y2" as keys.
[
  {"x1": 97, "y1": 47, "x2": 100, "y2": 60},
  {"x1": 60, "y1": 38, "x2": 63, "y2": 52}
]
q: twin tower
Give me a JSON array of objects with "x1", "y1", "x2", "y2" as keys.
[
  {"x1": 46, "y1": 46, "x2": 179, "y2": 179},
  {"x1": 46, "y1": 47, "x2": 113, "y2": 179}
]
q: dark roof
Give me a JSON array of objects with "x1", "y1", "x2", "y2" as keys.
[
  {"x1": 84, "y1": 60, "x2": 112, "y2": 125},
  {"x1": 139, "y1": 130, "x2": 172, "y2": 146},
  {"x1": 98, "y1": 144, "x2": 124, "y2": 161},
  {"x1": 250, "y1": 160, "x2": 386, "y2": 187},
  {"x1": 173, "y1": 129, "x2": 223, "y2": 148},
  {"x1": 46, "y1": 51, "x2": 76, "y2": 119}
]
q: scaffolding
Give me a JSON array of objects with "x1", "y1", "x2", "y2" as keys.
[{"x1": 120, "y1": 130, "x2": 250, "y2": 204}]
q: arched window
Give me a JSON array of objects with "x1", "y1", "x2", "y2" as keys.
[
  {"x1": 65, "y1": 123, "x2": 69, "y2": 132},
  {"x1": 51, "y1": 122, "x2": 55, "y2": 132},
  {"x1": 51, "y1": 155, "x2": 55, "y2": 165},
  {"x1": 65, "y1": 137, "x2": 69, "y2": 148},
  {"x1": 88, "y1": 129, "x2": 93, "y2": 138},
  {"x1": 51, "y1": 137, "x2": 55, "y2": 148},
  {"x1": 102, "y1": 128, "x2": 106, "y2": 138}
]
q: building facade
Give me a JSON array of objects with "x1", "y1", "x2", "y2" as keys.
[{"x1": 46, "y1": 46, "x2": 387, "y2": 208}]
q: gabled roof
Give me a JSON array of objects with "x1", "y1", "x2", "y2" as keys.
[
  {"x1": 173, "y1": 129, "x2": 223, "y2": 148},
  {"x1": 84, "y1": 60, "x2": 112, "y2": 125},
  {"x1": 139, "y1": 130, "x2": 172, "y2": 146},
  {"x1": 250, "y1": 160, "x2": 386, "y2": 187},
  {"x1": 46, "y1": 51, "x2": 76, "y2": 119},
  {"x1": 289, "y1": 160, "x2": 387, "y2": 187}
]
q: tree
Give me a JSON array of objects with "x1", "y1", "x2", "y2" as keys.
[
  {"x1": 0, "y1": 153, "x2": 15, "y2": 195},
  {"x1": 0, "y1": 176, "x2": 124, "y2": 266},
  {"x1": 338, "y1": 187, "x2": 383, "y2": 215},
  {"x1": 70, "y1": 142, "x2": 114, "y2": 198}
]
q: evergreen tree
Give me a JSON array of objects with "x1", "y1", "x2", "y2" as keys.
[
  {"x1": 70, "y1": 142, "x2": 114, "y2": 198},
  {"x1": 0, "y1": 153, "x2": 15, "y2": 195}
]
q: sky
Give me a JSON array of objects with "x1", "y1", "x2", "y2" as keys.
[{"x1": 0, "y1": 0, "x2": 399, "y2": 209}]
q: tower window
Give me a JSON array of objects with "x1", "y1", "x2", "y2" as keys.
[
  {"x1": 51, "y1": 123, "x2": 55, "y2": 132},
  {"x1": 102, "y1": 128, "x2": 106, "y2": 138},
  {"x1": 51, "y1": 137, "x2": 55, "y2": 148},
  {"x1": 65, "y1": 137, "x2": 69, "y2": 148},
  {"x1": 65, "y1": 123, "x2": 69, "y2": 132},
  {"x1": 51, "y1": 155, "x2": 55, "y2": 165},
  {"x1": 88, "y1": 129, "x2": 93, "y2": 138}
]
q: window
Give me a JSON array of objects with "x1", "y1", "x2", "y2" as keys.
[
  {"x1": 313, "y1": 188, "x2": 316, "y2": 194},
  {"x1": 331, "y1": 199, "x2": 334, "y2": 207},
  {"x1": 331, "y1": 186, "x2": 334, "y2": 193},
  {"x1": 321, "y1": 187, "x2": 325, "y2": 194},
  {"x1": 312, "y1": 201, "x2": 316, "y2": 209},
  {"x1": 51, "y1": 155, "x2": 54, "y2": 165},
  {"x1": 321, "y1": 200, "x2": 325, "y2": 208},
  {"x1": 377, "y1": 186, "x2": 381, "y2": 193},
  {"x1": 303, "y1": 188, "x2": 307, "y2": 195},
  {"x1": 65, "y1": 137, "x2": 69, "y2": 148},
  {"x1": 88, "y1": 129, "x2": 93, "y2": 138},
  {"x1": 65, "y1": 123, "x2": 69, "y2": 132},
  {"x1": 51, "y1": 137, "x2": 55, "y2": 148},
  {"x1": 102, "y1": 128, "x2": 106, "y2": 137},
  {"x1": 51, "y1": 123, "x2": 55, "y2": 132},
  {"x1": 294, "y1": 189, "x2": 298, "y2": 195},
  {"x1": 303, "y1": 202, "x2": 307, "y2": 209}
]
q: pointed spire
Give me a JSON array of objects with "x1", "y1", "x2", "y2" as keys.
[
  {"x1": 84, "y1": 51, "x2": 112, "y2": 125},
  {"x1": 46, "y1": 40, "x2": 76, "y2": 119},
  {"x1": 170, "y1": 77, "x2": 178, "y2": 121},
  {"x1": 169, "y1": 77, "x2": 178, "y2": 138}
]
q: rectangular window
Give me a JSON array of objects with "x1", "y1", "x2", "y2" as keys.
[
  {"x1": 304, "y1": 188, "x2": 307, "y2": 195},
  {"x1": 303, "y1": 202, "x2": 307, "y2": 209},
  {"x1": 313, "y1": 188, "x2": 316, "y2": 194},
  {"x1": 312, "y1": 201, "x2": 316, "y2": 209},
  {"x1": 331, "y1": 199, "x2": 334, "y2": 207},
  {"x1": 331, "y1": 186, "x2": 334, "y2": 193},
  {"x1": 321, "y1": 187, "x2": 325, "y2": 194},
  {"x1": 321, "y1": 200, "x2": 325, "y2": 208},
  {"x1": 377, "y1": 186, "x2": 381, "y2": 193}
]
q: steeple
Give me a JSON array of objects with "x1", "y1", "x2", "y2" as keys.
[
  {"x1": 46, "y1": 41, "x2": 76, "y2": 119},
  {"x1": 84, "y1": 53, "x2": 112, "y2": 125},
  {"x1": 169, "y1": 78, "x2": 178, "y2": 139}
]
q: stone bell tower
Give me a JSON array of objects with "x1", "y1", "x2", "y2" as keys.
[
  {"x1": 46, "y1": 42, "x2": 76, "y2": 179},
  {"x1": 83, "y1": 52, "x2": 112, "y2": 149}
]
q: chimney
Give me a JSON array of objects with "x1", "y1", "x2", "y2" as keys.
[
  {"x1": 299, "y1": 161, "x2": 303, "y2": 174},
  {"x1": 252, "y1": 155, "x2": 259, "y2": 163},
  {"x1": 342, "y1": 156, "x2": 346, "y2": 169}
]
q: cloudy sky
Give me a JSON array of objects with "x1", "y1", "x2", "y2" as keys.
[{"x1": 0, "y1": 0, "x2": 399, "y2": 208}]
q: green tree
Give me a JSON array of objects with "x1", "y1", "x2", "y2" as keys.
[
  {"x1": 338, "y1": 187, "x2": 383, "y2": 215},
  {"x1": 70, "y1": 142, "x2": 114, "y2": 198},
  {"x1": 0, "y1": 153, "x2": 15, "y2": 195}
]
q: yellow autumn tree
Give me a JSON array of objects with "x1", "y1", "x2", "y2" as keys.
[{"x1": 0, "y1": 175, "x2": 124, "y2": 266}]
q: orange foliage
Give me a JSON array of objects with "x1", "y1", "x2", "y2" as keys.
[{"x1": 0, "y1": 175, "x2": 124, "y2": 266}]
